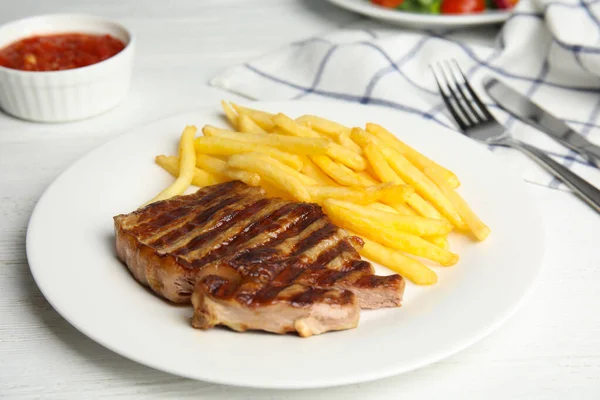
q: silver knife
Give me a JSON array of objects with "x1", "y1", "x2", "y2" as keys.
[{"x1": 483, "y1": 77, "x2": 600, "y2": 168}]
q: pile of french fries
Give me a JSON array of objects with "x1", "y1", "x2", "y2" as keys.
[{"x1": 148, "y1": 101, "x2": 490, "y2": 285}]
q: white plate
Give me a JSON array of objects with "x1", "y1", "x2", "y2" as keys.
[
  {"x1": 27, "y1": 101, "x2": 544, "y2": 389},
  {"x1": 326, "y1": 0, "x2": 512, "y2": 27}
]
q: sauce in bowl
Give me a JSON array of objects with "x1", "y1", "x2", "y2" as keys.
[{"x1": 0, "y1": 33, "x2": 125, "y2": 72}]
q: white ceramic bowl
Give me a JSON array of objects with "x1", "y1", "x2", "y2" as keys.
[{"x1": 0, "y1": 14, "x2": 134, "y2": 122}]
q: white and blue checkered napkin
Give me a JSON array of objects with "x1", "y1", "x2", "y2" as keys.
[{"x1": 211, "y1": 0, "x2": 600, "y2": 190}]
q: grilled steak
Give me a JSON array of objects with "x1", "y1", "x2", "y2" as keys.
[{"x1": 114, "y1": 181, "x2": 405, "y2": 336}]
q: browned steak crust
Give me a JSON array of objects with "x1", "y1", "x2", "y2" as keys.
[{"x1": 114, "y1": 181, "x2": 405, "y2": 336}]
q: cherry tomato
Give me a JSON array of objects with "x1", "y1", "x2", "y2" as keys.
[
  {"x1": 441, "y1": 0, "x2": 485, "y2": 14},
  {"x1": 371, "y1": 0, "x2": 405, "y2": 7},
  {"x1": 494, "y1": 0, "x2": 519, "y2": 9}
]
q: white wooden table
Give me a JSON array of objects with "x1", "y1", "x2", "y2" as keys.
[{"x1": 1, "y1": 1, "x2": 599, "y2": 398}]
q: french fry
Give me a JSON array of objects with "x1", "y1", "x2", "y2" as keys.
[
  {"x1": 195, "y1": 136, "x2": 303, "y2": 171},
  {"x1": 295, "y1": 115, "x2": 351, "y2": 138},
  {"x1": 149, "y1": 126, "x2": 197, "y2": 203},
  {"x1": 310, "y1": 155, "x2": 364, "y2": 187},
  {"x1": 354, "y1": 129, "x2": 444, "y2": 220},
  {"x1": 377, "y1": 184, "x2": 415, "y2": 203},
  {"x1": 425, "y1": 167, "x2": 490, "y2": 241},
  {"x1": 405, "y1": 193, "x2": 445, "y2": 220},
  {"x1": 338, "y1": 131, "x2": 362, "y2": 154},
  {"x1": 326, "y1": 199, "x2": 453, "y2": 236},
  {"x1": 308, "y1": 183, "x2": 400, "y2": 205},
  {"x1": 273, "y1": 164, "x2": 317, "y2": 187},
  {"x1": 238, "y1": 113, "x2": 267, "y2": 134},
  {"x1": 202, "y1": 125, "x2": 330, "y2": 155},
  {"x1": 221, "y1": 100, "x2": 238, "y2": 130},
  {"x1": 366, "y1": 123, "x2": 460, "y2": 189},
  {"x1": 300, "y1": 156, "x2": 336, "y2": 185},
  {"x1": 384, "y1": 148, "x2": 466, "y2": 229},
  {"x1": 357, "y1": 171, "x2": 378, "y2": 186},
  {"x1": 195, "y1": 154, "x2": 260, "y2": 186},
  {"x1": 364, "y1": 142, "x2": 399, "y2": 183},
  {"x1": 386, "y1": 201, "x2": 419, "y2": 216},
  {"x1": 322, "y1": 200, "x2": 458, "y2": 266},
  {"x1": 274, "y1": 114, "x2": 367, "y2": 171},
  {"x1": 274, "y1": 113, "x2": 325, "y2": 138},
  {"x1": 261, "y1": 180, "x2": 295, "y2": 200},
  {"x1": 155, "y1": 155, "x2": 222, "y2": 187},
  {"x1": 231, "y1": 103, "x2": 275, "y2": 131},
  {"x1": 325, "y1": 144, "x2": 367, "y2": 171},
  {"x1": 356, "y1": 234, "x2": 438, "y2": 285},
  {"x1": 366, "y1": 202, "x2": 399, "y2": 214},
  {"x1": 424, "y1": 235, "x2": 450, "y2": 250},
  {"x1": 228, "y1": 153, "x2": 312, "y2": 202}
]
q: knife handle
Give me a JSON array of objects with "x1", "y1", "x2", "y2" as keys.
[
  {"x1": 504, "y1": 139, "x2": 600, "y2": 214},
  {"x1": 582, "y1": 144, "x2": 600, "y2": 168}
]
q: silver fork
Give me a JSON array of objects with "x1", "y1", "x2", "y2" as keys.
[{"x1": 431, "y1": 60, "x2": 600, "y2": 214}]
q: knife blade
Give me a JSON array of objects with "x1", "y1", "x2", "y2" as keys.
[{"x1": 483, "y1": 76, "x2": 600, "y2": 168}]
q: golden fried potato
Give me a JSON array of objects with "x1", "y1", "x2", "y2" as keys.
[
  {"x1": 238, "y1": 113, "x2": 267, "y2": 134},
  {"x1": 300, "y1": 156, "x2": 337, "y2": 185},
  {"x1": 338, "y1": 131, "x2": 362, "y2": 154},
  {"x1": 274, "y1": 114, "x2": 367, "y2": 171},
  {"x1": 295, "y1": 114, "x2": 350, "y2": 138},
  {"x1": 366, "y1": 123, "x2": 460, "y2": 189},
  {"x1": 195, "y1": 136, "x2": 303, "y2": 171},
  {"x1": 386, "y1": 202, "x2": 419, "y2": 216},
  {"x1": 221, "y1": 100, "x2": 238, "y2": 130},
  {"x1": 357, "y1": 234, "x2": 438, "y2": 285},
  {"x1": 231, "y1": 103, "x2": 275, "y2": 131},
  {"x1": 326, "y1": 199, "x2": 453, "y2": 236},
  {"x1": 308, "y1": 183, "x2": 406, "y2": 205},
  {"x1": 425, "y1": 167, "x2": 490, "y2": 241},
  {"x1": 323, "y1": 199, "x2": 458, "y2": 266},
  {"x1": 384, "y1": 148, "x2": 465, "y2": 229},
  {"x1": 311, "y1": 155, "x2": 364, "y2": 187},
  {"x1": 155, "y1": 155, "x2": 222, "y2": 187},
  {"x1": 195, "y1": 153, "x2": 260, "y2": 186},
  {"x1": 148, "y1": 125, "x2": 198, "y2": 204},
  {"x1": 366, "y1": 202, "x2": 399, "y2": 214},
  {"x1": 364, "y1": 141, "x2": 399, "y2": 183},
  {"x1": 203, "y1": 125, "x2": 330, "y2": 155},
  {"x1": 424, "y1": 235, "x2": 450, "y2": 250},
  {"x1": 352, "y1": 128, "x2": 444, "y2": 220},
  {"x1": 228, "y1": 153, "x2": 312, "y2": 202}
]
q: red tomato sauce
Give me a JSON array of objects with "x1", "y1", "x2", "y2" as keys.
[{"x1": 0, "y1": 33, "x2": 126, "y2": 72}]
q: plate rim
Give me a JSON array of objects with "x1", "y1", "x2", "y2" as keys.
[
  {"x1": 26, "y1": 101, "x2": 546, "y2": 389},
  {"x1": 325, "y1": 0, "x2": 512, "y2": 26}
]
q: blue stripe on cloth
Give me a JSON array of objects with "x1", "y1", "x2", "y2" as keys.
[
  {"x1": 429, "y1": 32, "x2": 600, "y2": 93},
  {"x1": 244, "y1": 64, "x2": 456, "y2": 129},
  {"x1": 580, "y1": 0, "x2": 600, "y2": 29},
  {"x1": 553, "y1": 36, "x2": 600, "y2": 55},
  {"x1": 361, "y1": 36, "x2": 438, "y2": 102},
  {"x1": 571, "y1": 44, "x2": 596, "y2": 75},
  {"x1": 549, "y1": 97, "x2": 600, "y2": 188},
  {"x1": 293, "y1": 45, "x2": 339, "y2": 100}
]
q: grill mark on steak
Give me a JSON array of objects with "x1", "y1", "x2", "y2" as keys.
[
  {"x1": 129, "y1": 181, "x2": 248, "y2": 239},
  {"x1": 354, "y1": 273, "x2": 404, "y2": 289},
  {"x1": 288, "y1": 223, "x2": 340, "y2": 258},
  {"x1": 167, "y1": 195, "x2": 268, "y2": 257},
  {"x1": 225, "y1": 205, "x2": 326, "y2": 268},
  {"x1": 149, "y1": 192, "x2": 256, "y2": 251},
  {"x1": 290, "y1": 286, "x2": 352, "y2": 307},
  {"x1": 114, "y1": 181, "x2": 405, "y2": 336},
  {"x1": 311, "y1": 238, "x2": 358, "y2": 270},
  {"x1": 189, "y1": 200, "x2": 295, "y2": 267},
  {"x1": 177, "y1": 198, "x2": 285, "y2": 267}
]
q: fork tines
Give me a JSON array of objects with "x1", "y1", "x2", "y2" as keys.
[{"x1": 431, "y1": 60, "x2": 494, "y2": 130}]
